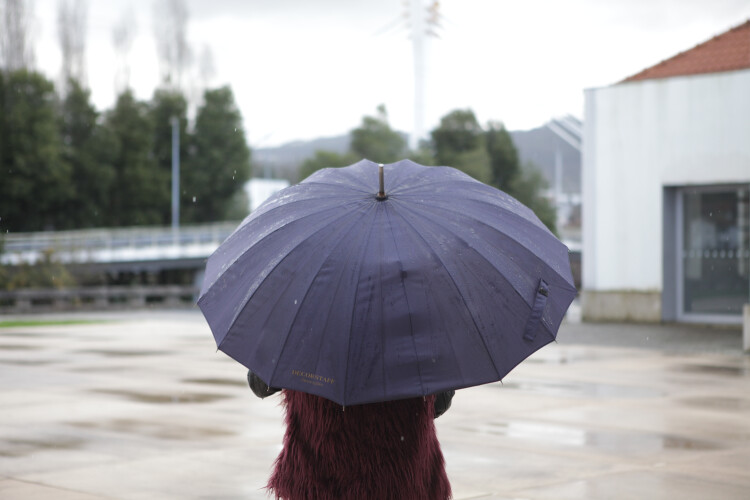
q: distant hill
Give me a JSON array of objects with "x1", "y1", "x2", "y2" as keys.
[
  {"x1": 254, "y1": 123, "x2": 580, "y2": 195},
  {"x1": 253, "y1": 134, "x2": 350, "y2": 181}
]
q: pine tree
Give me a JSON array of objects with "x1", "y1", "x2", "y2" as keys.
[
  {"x1": 102, "y1": 90, "x2": 165, "y2": 226},
  {"x1": 0, "y1": 70, "x2": 70, "y2": 232},
  {"x1": 59, "y1": 78, "x2": 115, "y2": 228},
  {"x1": 183, "y1": 86, "x2": 251, "y2": 222}
]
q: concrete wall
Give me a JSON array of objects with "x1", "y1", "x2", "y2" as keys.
[{"x1": 582, "y1": 69, "x2": 750, "y2": 321}]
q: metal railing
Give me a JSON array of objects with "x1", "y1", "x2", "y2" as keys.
[
  {"x1": 0, "y1": 222, "x2": 239, "y2": 265},
  {"x1": 0, "y1": 286, "x2": 200, "y2": 314}
]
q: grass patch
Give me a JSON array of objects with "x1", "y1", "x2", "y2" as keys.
[{"x1": 0, "y1": 319, "x2": 110, "y2": 328}]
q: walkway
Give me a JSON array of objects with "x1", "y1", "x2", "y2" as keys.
[{"x1": 0, "y1": 311, "x2": 747, "y2": 499}]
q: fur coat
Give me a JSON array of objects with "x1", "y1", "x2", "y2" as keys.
[{"x1": 267, "y1": 390, "x2": 452, "y2": 500}]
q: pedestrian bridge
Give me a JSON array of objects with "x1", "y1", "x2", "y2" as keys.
[{"x1": 0, "y1": 222, "x2": 238, "y2": 267}]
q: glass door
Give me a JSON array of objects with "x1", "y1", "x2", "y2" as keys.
[{"x1": 679, "y1": 185, "x2": 750, "y2": 321}]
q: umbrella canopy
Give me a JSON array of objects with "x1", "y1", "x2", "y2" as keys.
[{"x1": 198, "y1": 159, "x2": 576, "y2": 406}]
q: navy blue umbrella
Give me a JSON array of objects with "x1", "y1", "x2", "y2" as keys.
[{"x1": 198, "y1": 159, "x2": 576, "y2": 406}]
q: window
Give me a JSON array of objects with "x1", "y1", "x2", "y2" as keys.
[{"x1": 680, "y1": 186, "x2": 750, "y2": 317}]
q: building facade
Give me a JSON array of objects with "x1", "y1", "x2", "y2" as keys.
[{"x1": 582, "y1": 21, "x2": 750, "y2": 324}]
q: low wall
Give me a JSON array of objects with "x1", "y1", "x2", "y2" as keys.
[
  {"x1": 0, "y1": 286, "x2": 199, "y2": 314},
  {"x1": 581, "y1": 290, "x2": 662, "y2": 323}
]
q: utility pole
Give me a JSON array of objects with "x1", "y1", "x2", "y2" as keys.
[
  {"x1": 171, "y1": 116, "x2": 180, "y2": 232},
  {"x1": 409, "y1": 0, "x2": 426, "y2": 151}
]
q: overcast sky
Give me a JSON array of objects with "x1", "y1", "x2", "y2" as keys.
[{"x1": 31, "y1": 0, "x2": 750, "y2": 147}]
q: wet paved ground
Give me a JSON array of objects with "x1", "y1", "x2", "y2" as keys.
[{"x1": 0, "y1": 309, "x2": 748, "y2": 499}]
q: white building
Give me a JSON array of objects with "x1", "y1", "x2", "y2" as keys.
[{"x1": 582, "y1": 20, "x2": 750, "y2": 324}]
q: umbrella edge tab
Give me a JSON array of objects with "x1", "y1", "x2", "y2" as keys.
[{"x1": 522, "y1": 279, "x2": 550, "y2": 342}]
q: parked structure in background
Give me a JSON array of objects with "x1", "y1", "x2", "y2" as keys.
[
  {"x1": 244, "y1": 178, "x2": 290, "y2": 212},
  {"x1": 511, "y1": 116, "x2": 582, "y2": 244},
  {"x1": 583, "y1": 20, "x2": 750, "y2": 324}
]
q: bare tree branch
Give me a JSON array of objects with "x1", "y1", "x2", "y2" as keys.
[
  {"x1": 1, "y1": 0, "x2": 35, "y2": 71},
  {"x1": 153, "y1": 0, "x2": 191, "y2": 89},
  {"x1": 112, "y1": 6, "x2": 136, "y2": 94},
  {"x1": 57, "y1": 0, "x2": 87, "y2": 94}
]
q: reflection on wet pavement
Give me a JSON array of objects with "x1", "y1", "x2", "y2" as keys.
[
  {"x1": 456, "y1": 420, "x2": 722, "y2": 454},
  {"x1": 499, "y1": 379, "x2": 663, "y2": 398},
  {"x1": 673, "y1": 363, "x2": 749, "y2": 377},
  {"x1": 679, "y1": 396, "x2": 750, "y2": 411}
]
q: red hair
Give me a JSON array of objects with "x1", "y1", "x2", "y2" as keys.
[{"x1": 268, "y1": 390, "x2": 452, "y2": 500}]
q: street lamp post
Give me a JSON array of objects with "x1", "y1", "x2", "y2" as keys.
[{"x1": 170, "y1": 116, "x2": 180, "y2": 232}]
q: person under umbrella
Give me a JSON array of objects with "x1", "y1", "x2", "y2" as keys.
[
  {"x1": 199, "y1": 160, "x2": 577, "y2": 499},
  {"x1": 248, "y1": 371, "x2": 454, "y2": 499}
]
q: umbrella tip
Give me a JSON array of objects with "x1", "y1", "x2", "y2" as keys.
[{"x1": 376, "y1": 164, "x2": 388, "y2": 201}]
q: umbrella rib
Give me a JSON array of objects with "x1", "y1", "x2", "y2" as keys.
[
  {"x1": 217, "y1": 204, "x2": 365, "y2": 353},
  {"x1": 392, "y1": 177, "x2": 482, "y2": 196},
  {"x1": 385, "y1": 207, "x2": 426, "y2": 397},
  {"x1": 399, "y1": 207, "x2": 564, "y2": 342},
  {"x1": 342, "y1": 206, "x2": 380, "y2": 404},
  {"x1": 265, "y1": 203, "x2": 377, "y2": 390},
  {"x1": 399, "y1": 204, "x2": 550, "y2": 307},
  {"x1": 403, "y1": 200, "x2": 575, "y2": 291},
  {"x1": 217, "y1": 194, "x2": 363, "y2": 261},
  {"x1": 388, "y1": 204, "x2": 503, "y2": 382},
  {"x1": 406, "y1": 193, "x2": 556, "y2": 243},
  {"x1": 308, "y1": 205, "x2": 376, "y2": 387},
  {"x1": 207, "y1": 199, "x2": 363, "y2": 300}
]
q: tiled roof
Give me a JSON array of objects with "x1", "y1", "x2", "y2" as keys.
[{"x1": 622, "y1": 19, "x2": 750, "y2": 82}]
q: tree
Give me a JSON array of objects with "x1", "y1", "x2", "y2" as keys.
[
  {"x1": 149, "y1": 88, "x2": 188, "y2": 223},
  {"x1": 182, "y1": 86, "x2": 251, "y2": 223},
  {"x1": 428, "y1": 108, "x2": 557, "y2": 234},
  {"x1": 485, "y1": 121, "x2": 519, "y2": 192},
  {"x1": 350, "y1": 104, "x2": 407, "y2": 163},
  {"x1": 298, "y1": 150, "x2": 359, "y2": 181},
  {"x1": 509, "y1": 162, "x2": 557, "y2": 234},
  {"x1": 0, "y1": 70, "x2": 70, "y2": 232},
  {"x1": 430, "y1": 109, "x2": 491, "y2": 183},
  {"x1": 102, "y1": 90, "x2": 164, "y2": 226},
  {"x1": 431, "y1": 109, "x2": 483, "y2": 164},
  {"x1": 58, "y1": 78, "x2": 115, "y2": 228}
]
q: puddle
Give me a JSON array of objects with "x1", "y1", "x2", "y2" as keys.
[
  {"x1": 0, "y1": 435, "x2": 85, "y2": 457},
  {"x1": 673, "y1": 364, "x2": 749, "y2": 377},
  {"x1": 457, "y1": 420, "x2": 722, "y2": 454},
  {"x1": 498, "y1": 379, "x2": 663, "y2": 399},
  {"x1": 0, "y1": 344, "x2": 42, "y2": 350},
  {"x1": 70, "y1": 365, "x2": 131, "y2": 373},
  {"x1": 182, "y1": 377, "x2": 246, "y2": 387},
  {"x1": 92, "y1": 388, "x2": 231, "y2": 404},
  {"x1": 0, "y1": 359, "x2": 55, "y2": 366},
  {"x1": 68, "y1": 419, "x2": 235, "y2": 440},
  {"x1": 680, "y1": 396, "x2": 750, "y2": 411},
  {"x1": 76, "y1": 349, "x2": 171, "y2": 357}
]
